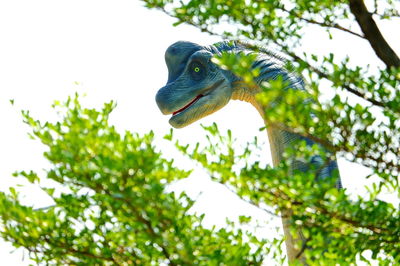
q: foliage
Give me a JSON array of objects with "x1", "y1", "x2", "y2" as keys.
[
  {"x1": 174, "y1": 123, "x2": 399, "y2": 264},
  {"x1": 1, "y1": 0, "x2": 399, "y2": 265},
  {"x1": 140, "y1": 0, "x2": 400, "y2": 264},
  {"x1": 0, "y1": 96, "x2": 267, "y2": 265}
]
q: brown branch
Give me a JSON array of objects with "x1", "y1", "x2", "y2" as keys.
[
  {"x1": 349, "y1": 0, "x2": 400, "y2": 68},
  {"x1": 257, "y1": 186, "x2": 394, "y2": 236},
  {"x1": 31, "y1": 176, "x2": 179, "y2": 265},
  {"x1": 238, "y1": 41, "x2": 390, "y2": 110},
  {"x1": 63, "y1": 246, "x2": 119, "y2": 263},
  {"x1": 59, "y1": 178, "x2": 178, "y2": 266},
  {"x1": 23, "y1": 235, "x2": 120, "y2": 264},
  {"x1": 264, "y1": 118, "x2": 336, "y2": 152},
  {"x1": 218, "y1": 180, "x2": 282, "y2": 218},
  {"x1": 280, "y1": 7, "x2": 365, "y2": 39},
  {"x1": 295, "y1": 237, "x2": 311, "y2": 259},
  {"x1": 99, "y1": 189, "x2": 178, "y2": 266},
  {"x1": 284, "y1": 49, "x2": 387, "y2": 109}
]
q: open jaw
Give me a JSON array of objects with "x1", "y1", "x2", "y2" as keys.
[{"x1": 171, "y1": 79, "x2": 224, "y2": 117}]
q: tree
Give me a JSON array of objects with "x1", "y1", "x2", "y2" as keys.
[
  {"x1": 0, "y1": 96, "x2": 267, "y2": 265},
  {"x1": 1, "y1": 0, "x2": 399, "y2": 265},
  {"x1": 139, "y1": 0, "x2": 399, "y2": 264}
]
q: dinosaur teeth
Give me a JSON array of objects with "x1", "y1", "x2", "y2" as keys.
[{"x1": 173, "y1": 94, "x2": 203, "y2": 116}]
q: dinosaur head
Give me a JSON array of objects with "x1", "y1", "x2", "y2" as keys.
[{"x1": 155, "y1": 41, "x2": 233, "y2": 128}]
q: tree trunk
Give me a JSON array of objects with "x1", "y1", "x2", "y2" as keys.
[{"x1": 349, "y1": 0, "x2": 400, "y2": 68}]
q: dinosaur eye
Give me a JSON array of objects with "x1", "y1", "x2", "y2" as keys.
[{"x1": 189, "y1": 62, "x2": 205, "y2": 81}]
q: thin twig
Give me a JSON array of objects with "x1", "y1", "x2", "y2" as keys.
[
  {"x1": 295, "y1": 237, "x2": 311, "y2": 259},
  {"x1": 279, "y1": 7, "x2": 365, "y2": 39}
]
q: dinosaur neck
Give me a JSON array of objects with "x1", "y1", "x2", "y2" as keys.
[
  {"x1": 231, "y1": 81, "x2": 265, "y2": 117},
  {"x1": 232, "y1": 78, "x2": 307, "y2": 263},
  {"x1": 231, "y1": 79, "x2": 291, "y2": 167},
  {"x1": 231, "y1": 57, "x2": 303, "y2": 117}
]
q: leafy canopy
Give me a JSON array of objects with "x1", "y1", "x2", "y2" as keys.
[
  {"x1": 1, "y1": 96, "x2": 267, "y2": 265},
  {"x1": 141, "y1": 0, "x2": 400, "y2": 264},
  {"x1": 1, "y1": 0, "x2": 399, "y2": 265}
]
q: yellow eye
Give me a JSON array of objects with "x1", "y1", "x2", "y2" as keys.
[{"x1": 194, "y1": 67, "x2": 200, "y2": 72}]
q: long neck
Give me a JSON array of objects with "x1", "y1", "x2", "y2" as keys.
[
  {"x1": 231, "y1": 81, "x2": 264, "y2": 116},
  {"x1": 231, "y1": 67, "x2": 300, "y2": 166},
  {"x1": 232, "y1": 79, "x2": 307, "y2": 262}
]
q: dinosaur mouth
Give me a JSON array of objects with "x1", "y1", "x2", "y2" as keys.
[
  {"x1": 171, "y1": 79, "x2": 224, "y2": 116},
  {"x1": 172, "y1": 94, "x2": 204, "y2": 116}
]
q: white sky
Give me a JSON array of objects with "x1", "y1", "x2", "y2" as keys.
[{"x1": 0, "y1": 0, "x2": 398, "y2": 264}]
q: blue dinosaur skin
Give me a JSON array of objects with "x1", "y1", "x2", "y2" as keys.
[
  {"x1": 282, "y1": 131, "x2": 342, "y2": 188},
  {"x1": 155, "y1": 40, "x2": 342, "y2": 188}
]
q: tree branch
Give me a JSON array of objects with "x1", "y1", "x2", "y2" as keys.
[
  {"x1": 295, "y1": 237, "x2": 311, "y2": 259},
  {"x1": 280, "y1": 7, "x2": 365, "y2": 39},
  {"x1": 102, "y1": 189, "x2": 178, "y2": 266},
  {"x1": 349, "y1": 0, "x2": 400, "y2": 68},
  {"x1": 283, "y1": 49, "x2": 388, "y2": 109}
]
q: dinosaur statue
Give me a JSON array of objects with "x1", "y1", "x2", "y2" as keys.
[{"x1": 155, "y1": 41, "x2": 342, "y2": 262}]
